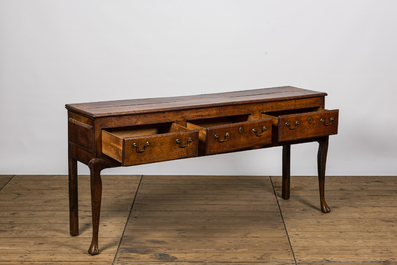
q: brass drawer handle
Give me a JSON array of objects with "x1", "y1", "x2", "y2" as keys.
[
  {"x1": 214, "y1": 132, "x2": 230, "y2": 143},
  {"x1": 320, "y1": 117, "x2": 335, "y2": 126},
  {"x1": 176, "y1": 138, "x2": 193, "y2": 148},
  {"x1": 252, "y1": 126, "x2": 267, "y2": 137},
  {"x1": 285, "y1": 121, "x2": 299, "y2": 130},
  {"x1": 132, "y1": 142, "x2": 150, "y2": 153}
]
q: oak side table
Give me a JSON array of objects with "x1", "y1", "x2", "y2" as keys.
[{"x1": 66, "y1": 86, "x2": 339, "y2": 255}]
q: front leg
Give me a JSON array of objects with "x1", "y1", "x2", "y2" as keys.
[
  {"x1": 318, "y1": 136, "x2": 331, "y2": 213},
  {"x1": 88, "y1": 158, "x2": 108, "y2": 255}
]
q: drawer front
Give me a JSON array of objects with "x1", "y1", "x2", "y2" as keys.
[
  {"x1": 206, "y1": 118, "x2": 272, "y2": 155},
  {"x1": 122, "y1": 130, "x2": 198, "y2": 166},
  {"x1": 102, "y1": 127, "x2": 199, "y2": 166},
  {"x1": 278, "y1": 109, "x2": 339, "y2": 142}
]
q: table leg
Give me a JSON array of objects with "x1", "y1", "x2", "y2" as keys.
[
  {"x1": 282, "y1": 144, "x2": 291, "y2": 200},
  {"x1": 69, "y1": 154, "x2": 79, "y2": 236},
  {"x1": 88, "y1": 158, "x2": 108, "y2": 255},
  {"x1": 318, "y1": 136, "x2": 331, "y2": 213}
]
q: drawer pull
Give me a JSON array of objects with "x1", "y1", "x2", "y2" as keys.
[
  {"x1": 176, "y1": 138, "x2": 193, "y2": 148},
  {"x1": 132, "y1": 142, "x2": 150, "y2": 153},
  {"x1": 285, "y1": 121, "x2": 299, "y2": 130},
  {"x1": 252, "y1": 126, "x2": 267, "y2": 137},
  {"x1": 320, "y1": 117, "x2": 335, "y2": 126},
  {"x1": 214, "y1": 132, "x2": 230, "y2": 143}
]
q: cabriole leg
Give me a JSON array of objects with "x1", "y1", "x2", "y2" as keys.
[
  {"x1": 282, "y1": 144, "x2": 291, "y2": 200},
  {"x1": 88, "y1": 158, "x2": 108, "y2": 255},
  {"x1": 318, "y1": 136, "x2": 331, "y2": 213}
]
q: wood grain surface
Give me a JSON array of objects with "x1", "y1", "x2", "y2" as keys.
[{"x1": 66, "y1": 86, "x2": 326, "y2": 118}]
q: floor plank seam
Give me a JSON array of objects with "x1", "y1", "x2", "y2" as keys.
[
  {"x1": 112, "y1": 175, "x2": 144, "y2": 265},
  {"x1": 270, "y1": 176, "x2": 297, "y2": 265},
  {"x1": 0, "y1": 175, "x2": 15, "y2": 191}
]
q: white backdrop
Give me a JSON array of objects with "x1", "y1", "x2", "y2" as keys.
[{"x1": 1, "y1": 0, "x2": 396, "y2": 176}]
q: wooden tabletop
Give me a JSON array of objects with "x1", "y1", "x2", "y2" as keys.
[{"x1": 65, "y1": 86, "x2": 326, "y2": 118}]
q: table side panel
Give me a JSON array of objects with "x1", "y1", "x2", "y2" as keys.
[
  {"x1": 70, "y1": 145, "x2": 94, "y2": 165},
  {"x1": 69, "y1": 111, "x2": 94, "y2": 125},
  {"x1": 68, "y1": 117, "x2": 94, "y2": 153}
]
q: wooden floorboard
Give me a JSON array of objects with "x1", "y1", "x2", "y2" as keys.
[
  {"x1": 0, "y1": 175, "x2": 14, "y2": 190},
  {"x1": 272, "y1": 175, "x2": 397, "y2": 263},
  {"x1": 116, "y1": 175, "x2": 294, "y2": 263},
  {"x1": 1, "y1": 175, "x2": 397, "y2": 264},
  {"x1": 0, "y1": 175, "x2": 141, "y2": 263}
]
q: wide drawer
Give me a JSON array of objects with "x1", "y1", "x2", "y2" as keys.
[
  {"x1": 263, "y1": 109, "x2": 339, "y2": 142},
  {"x1": 102, "y1": 123, "x2": 199, "y2": 166},
  {"x1": 186, "y1": 114, "x2": 272, "y2": 155}
]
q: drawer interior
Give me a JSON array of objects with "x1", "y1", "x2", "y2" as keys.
[
  {"x1": 104, "y1": 122, "x2": 189, "y2": 139},
  {"x1": 262, "y1": 107, "x2": 320, "y2": 126},
  {"x1": 263, "y1": 107, "x2": 320, "y2": 116},
  {"x1": 186, "y1": 114, "x2": 265, "y2": 145},
  {"x1": 186, "y1": 114, "x2": 262, "y2": 129}
]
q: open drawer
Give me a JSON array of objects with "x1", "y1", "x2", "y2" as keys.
[
  {"x1": 262, "y1": 109, "x2": 339, "y2": 142},
  {"x1": 186, "y1": 114, "x2": 272, "y2": 155},
  {"x1": 102, "y1": 123, "x2": 199, "y2": 166}
]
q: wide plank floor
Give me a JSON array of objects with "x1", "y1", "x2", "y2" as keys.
[
  {"x1": 117, "y1": 175, "x2": 293, "y2": 263},
  {"x1": 0, "y1": 175, "x2": 140, "y2": 264},
  {"x1": 273, "y1": 176, "x2": 397, "y2": 263},
  {"x1": 0, "y1": 175, "x2": 396, "y2": 265}
]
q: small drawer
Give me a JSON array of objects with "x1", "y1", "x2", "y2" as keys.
[
  {"x1": 186, "y1": 114, "x2": 272, "y2": 155},
  {"x1": 263, "y1": 109, "x2": 339, "y2": 142},
  {"x1": 102, "y1": 123, "x2": 199, "y2": 166}
]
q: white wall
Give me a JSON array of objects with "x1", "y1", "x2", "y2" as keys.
[{"x1": 1, "y1": 0, "x2": 396, "y2": 176}]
